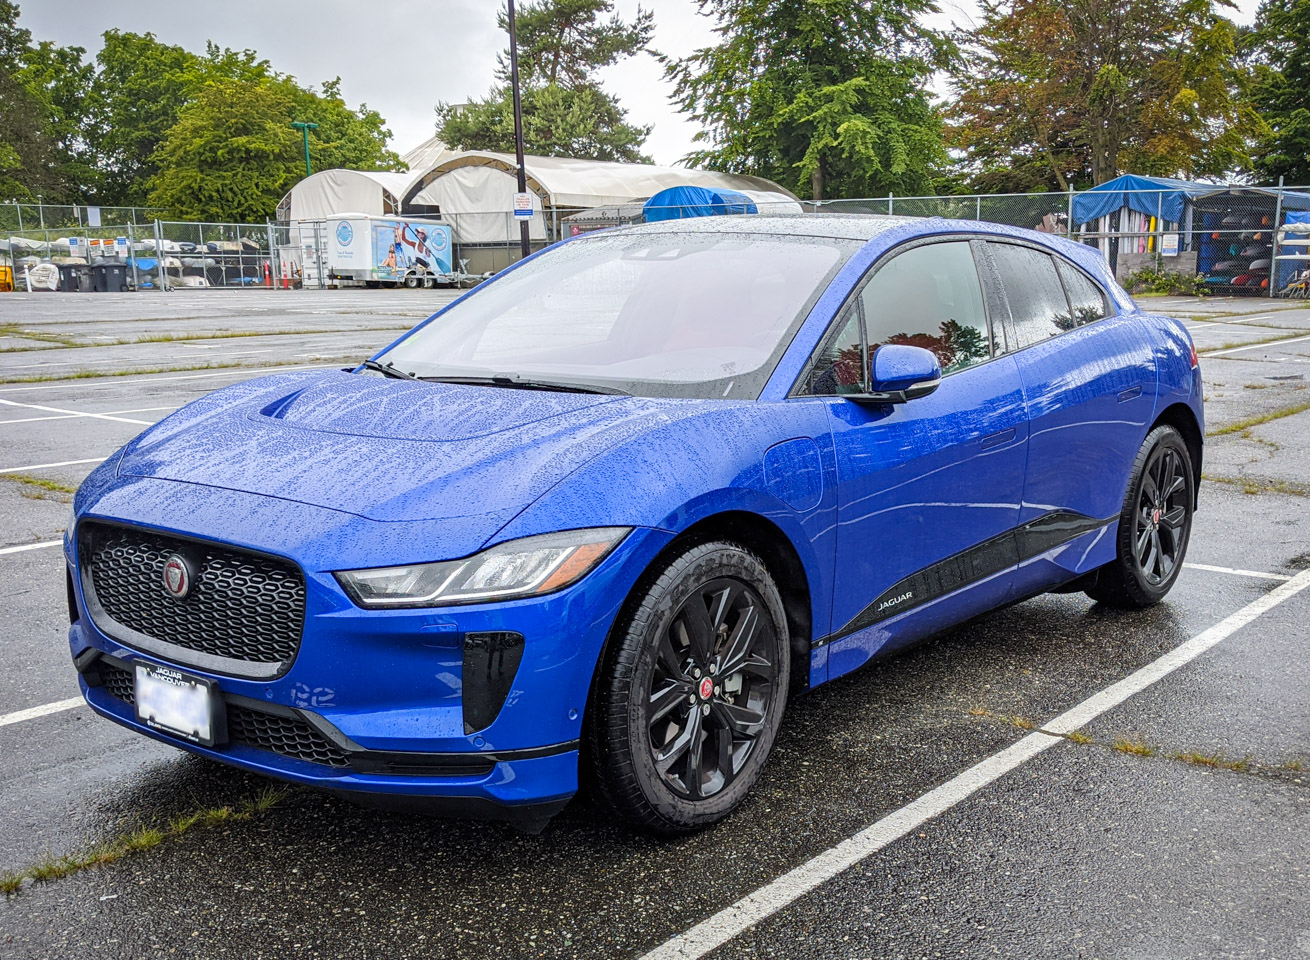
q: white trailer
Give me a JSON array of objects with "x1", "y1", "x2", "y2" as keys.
[{"x1": 294, "y1": 215, "x2": 456, "y2": 288}]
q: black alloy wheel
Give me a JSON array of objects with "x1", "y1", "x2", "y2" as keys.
[
  {"x1": 1087, "y1": 424, "x2": 1195, "y2": 609},
  {"x1": 646, "y1": 577, "x2": 778, "y2": 801},
  {"x1": 1133, "y1": 442, "x2": 1189, "y2": 585},
  {"x1": 589, "y1": 541, "x2": 790, "y2": 833}
]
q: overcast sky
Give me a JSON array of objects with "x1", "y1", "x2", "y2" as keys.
[{"x1": 16, "y1": 0, "x2": 1264, "y2": 168}]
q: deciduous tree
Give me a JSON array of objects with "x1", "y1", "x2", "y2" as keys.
[
  {"x1": 438, "y1": 0, "x2": 653, "y2": 163},
  {"x1": 663, "y1": 0, "x2": 951, "y2": 201}
]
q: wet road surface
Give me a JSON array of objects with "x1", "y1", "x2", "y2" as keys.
[{"x1": 0, "y1": 290, "x2": 1307, "y2": 958}]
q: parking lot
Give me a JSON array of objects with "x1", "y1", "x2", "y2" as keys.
[{"x1": 1, "y1": 288, "x2": 1308, "y2": 959}]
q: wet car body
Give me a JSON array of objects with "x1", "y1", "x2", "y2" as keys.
[{"x1": 66, "y1": 215, "x2": 1204, "y2": 823}]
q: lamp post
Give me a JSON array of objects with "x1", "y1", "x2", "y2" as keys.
[
  {"x1": 291, "y1": 121, "x2": 319, "y2": 178},
  {"x1": 507, "y1": 0, "x2": 531, "y2": 261}
]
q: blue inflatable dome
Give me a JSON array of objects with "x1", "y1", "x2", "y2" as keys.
[{"x1": 644, "y1": 186, "x2": 759, "y2": 222}]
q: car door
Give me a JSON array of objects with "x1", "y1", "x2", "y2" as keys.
[
  {"x1": 980, "y1": 240, "x2": 1157, "y2": 592},
  {"x1": 802, "y1": 238, "x2": 1030, "y2": 682}
]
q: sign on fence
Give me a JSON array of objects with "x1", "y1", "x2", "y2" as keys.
[
  {"x1": 1161, "y1": 233, "x2": 1179, "y2": 257},
  {"x1": 513, "y1": 193, "x2": 534, "y2": 220}
]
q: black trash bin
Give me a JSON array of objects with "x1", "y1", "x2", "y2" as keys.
[
  {"x1": 56, "y1": 263, "x2": 92, "y2": 291},
  {"x1": 92, "y1": 262, "x2": 129, "y2": 292}
]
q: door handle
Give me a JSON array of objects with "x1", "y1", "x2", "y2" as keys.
[
  {"x1": 1118, "y1": 384, "x2": 1144, "y2": 403},
  {"x1": 981, "y1": 426, "x2": 1016, "y2": 450}
]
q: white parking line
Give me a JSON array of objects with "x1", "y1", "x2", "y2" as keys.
[
  {"x1": 1205, "y1": 333, "x2": 1310, "y2": 358},
  {"x1": 1183, "y1": 562, "x2": 1293, "y2": 582},
  {"x1": 642, "y1": 569, "x2": 1310, "y2": 960},
  {"x1": 0, "y1": 406, "x2": 175, "y2": 425},
  {"x1": 0, "y1": 457, "x2": 107, "y2": 474},
  {"x1": 0, "y1": 540, "x2": 61, "y2": 556},
  {"x1": 0, "y1": 697, "x2": 83, "y2": 729},
  {"x1": 0, "y1": 398, "x2": 154, "y2": 425}
]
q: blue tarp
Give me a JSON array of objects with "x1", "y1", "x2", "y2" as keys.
[
  {"x1": 644, "y1": 186, "x2": 758, "y2": 222},
  {"x1": 1071, "y1": 174, "x2": 1214, "y2": 226}
]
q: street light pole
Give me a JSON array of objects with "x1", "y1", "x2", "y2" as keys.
[
  {"x1": 291, "y1": 121, "x2": 319, "y2": 178},
  {"x1": 507, "y1": 0, "x2": 531, "y2": 261}
]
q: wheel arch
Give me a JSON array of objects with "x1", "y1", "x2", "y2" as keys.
[{"x1": 1150, "y1": 402, "x2": 1203, "y2": 509}]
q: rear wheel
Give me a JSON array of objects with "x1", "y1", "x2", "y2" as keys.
[
  {"x1": 1087, "y1": 425, "x2": 1194, "y2": 608},
  {"x1": 403, "y1": 274, "x2": 421, "y2": 289},
  {"x1": 589, "y1": 542, "x2": 789, "y2": 834}
]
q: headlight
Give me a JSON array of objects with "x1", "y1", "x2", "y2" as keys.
[{"x1": 335, "y1": 527, "x2": 631, "y2": 608}]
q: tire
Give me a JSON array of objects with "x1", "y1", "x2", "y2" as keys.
[
  {"x1": 588, "y1": 542, "x2": 790, "y2": 834},
  {"x1": 1086, "y1": 425, "x2": 1195, "y2": 609},
  {"x1": 403, "y1": 275, "x2": 420, "y2": 289}
]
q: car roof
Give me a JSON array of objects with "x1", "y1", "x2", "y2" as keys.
[{"x1": 604, "y1": 213, "x2": 923, "y2": 241}]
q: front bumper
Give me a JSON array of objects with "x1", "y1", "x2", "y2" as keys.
[{"x1": 66, "y1": 481, "x2": 672, "y2": 812}]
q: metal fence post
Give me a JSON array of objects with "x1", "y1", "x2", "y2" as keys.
[
  {"x1": 1270, "y1": 176, "x2": 1284, "y2": 299},
  {"x1": 153, "y1": 219, "x2": 166, "y2": 292},
  {"x1": 976, "y1": 195, "x2": 982, "y2": 221},
  {"x1": 1066, "y1": 186, "x2": 1074, "y2": 238},
  {"x1": 14, "y1": 203, "x2": 21, "y2": 232},
  {"x1": 127, "y1": 222, "x2": 139, "y2": 292},
  {"x1": 887, "y1": 193, "x2": 894, "y2": 215},
  {"x1": 266, "y1": 220, "x2": 277, "y2": 290}
]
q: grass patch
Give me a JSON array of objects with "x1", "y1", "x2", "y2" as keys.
[
  {"x1": 1, "y1": 473, "x2": 76, "y2": 494},
  {"x1": 1112, "y1": 738, "x2": 1154, "y2": 757},
  {"x1": 0, "y1": 357, "x2": 351, "y2": 385},
  {"x1": 1283, "y1": 758, "x2": 1306, "y2": 773},
  {"x1": 1200, "y1": 331, "x2": 1310, "y2": 356},
  {"x1": 1207, "y1": 399, "x2": 1310, "y2": 437},
  {"x1": 0, "y1": 786, "x2": 288, "y2": 896},
  {"x1": 1203, "y1": 473, "x2": 1310, "y2": 498},
  {"x1": 1065, "y1": 730, "x2": 1093, "y2": 745}
]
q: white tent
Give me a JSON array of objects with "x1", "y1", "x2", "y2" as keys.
[
  {"x1": 400, "y1": 136, "x2": 455, "y2": 173},
  {"x1": 278, "y1": 169, "x2": 418, "y2": 222},
  {"x1": 401, "y1": 151, "x2": 798, "y2": 243}
]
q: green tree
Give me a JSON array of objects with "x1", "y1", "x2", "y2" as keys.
[
  {"x1": 949, "y1": 0, "x2": 1261, "y2": 190},
  {"x1": 663, "y1": 0, "x2": 951, "y2": 201},
  {"x1": 146, "y1": 80, "x2": 299, "y2": 221},
  {"x1": 1246, "y1": 0, "x2": 1310, "y2": 184},
  {"x1": 0, "y1": 0, "x2": 66, "y2": 201},
  {"x1": 17, "y1": 40, "x2": 97, "y2": 200},
  {"x1": 438, "y1": 0, "x2": 653, "y2": 163}
]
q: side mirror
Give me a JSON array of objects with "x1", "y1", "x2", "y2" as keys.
[{"x1": 850, "y1": 344, "x2": 941, "y2": 404}]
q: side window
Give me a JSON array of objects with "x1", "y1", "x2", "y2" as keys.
[
  {"x1": 1054, "y1": 258, "x2": 1111, "y2": 328},
  {"x1": 988, "y1": 242, "x2": 1072, "y2": 350},
  {"x1": 859, "y1": 241, "x2": 991, "y2": 375},
  {"x1": 806, "y1": 304, "x2": 864, "y2": 396}
]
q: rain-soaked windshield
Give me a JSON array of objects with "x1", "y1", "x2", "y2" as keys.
[{"x1": 375, "y1": 231, "x2": 860, "y2": 399}]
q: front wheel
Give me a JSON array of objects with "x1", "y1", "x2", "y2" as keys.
[
  {"x1": 589, "y1": 542, "x2": 790, "y2": 834},
  {"x1": 1087, "y1": 424, "x2": 1194, "y2": 609}
]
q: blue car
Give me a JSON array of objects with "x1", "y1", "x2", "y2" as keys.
[{"x1": 67, "y1": 216, "x2": 1202, "y2": 833}]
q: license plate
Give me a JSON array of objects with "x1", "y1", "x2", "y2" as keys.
[{"x1": 134, "y1": 663, "x2": 217, "y2": 746}]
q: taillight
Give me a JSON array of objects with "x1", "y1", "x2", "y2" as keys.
[{"x1": 1189, "y1": 339, "x2": 1198, "y2": 369}]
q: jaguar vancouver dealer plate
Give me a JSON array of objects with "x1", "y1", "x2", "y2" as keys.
[{"x1": 134, "y1": 663, "x2": 219, "y2": 747}]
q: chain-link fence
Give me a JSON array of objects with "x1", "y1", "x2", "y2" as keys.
[
  {"x1": 0, "y1": 202, "x2": 159, "y2": 232},
  {"x1": 4, "y1": 185, "x2": 1308, "y2": 298}
]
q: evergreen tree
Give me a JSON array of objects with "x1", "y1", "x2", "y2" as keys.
[{"x1": 1246, "y1": 0, "x2": 1310, "y2": 184}]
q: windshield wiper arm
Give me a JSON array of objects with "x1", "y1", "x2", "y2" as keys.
[
  {"x1": 419, "y1": 375, "x2": 629, "y2": 396},
  {"x1": 359, "y1": 359, "x2": 419, "y2": 381}
]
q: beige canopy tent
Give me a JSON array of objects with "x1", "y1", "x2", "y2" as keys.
[
  {"x1": 277, "y1": 169, "x2": 418, "y2": 222},
  {"x1": 401, "y1": 151, "x2": 799, "y2": 244}
]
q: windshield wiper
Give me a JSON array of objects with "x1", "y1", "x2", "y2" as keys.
[
  {"x1": 359, "y1": 359, "x2": 419, "y2": 381},
  {"x1": 419, "y1": 375, "x2": 629, "y2": 396}
]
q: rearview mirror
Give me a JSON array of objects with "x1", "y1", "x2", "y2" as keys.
[{"x1": 848, "y1": 344, "x2": 942, "y2": 404}]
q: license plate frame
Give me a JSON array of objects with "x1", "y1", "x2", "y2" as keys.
[{"x1": 133, "y1": 663, "x2": 220, "y2": 747}]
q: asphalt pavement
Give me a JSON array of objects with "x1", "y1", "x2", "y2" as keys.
[{"x1": 0, "y1": 288, "x2": 1307, "y2": 959}]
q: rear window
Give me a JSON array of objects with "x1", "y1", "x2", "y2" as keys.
[
  {"x1": 1054, "y1": 259, "x2": 1111, "y2": 327},
  {"x1": 988, "y1": 242, "x2": 1072, "y2": 350}
]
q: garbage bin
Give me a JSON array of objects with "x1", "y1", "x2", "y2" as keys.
[
  {"x1": 92, "y1": 262, "x2": 129, "y2": 292},
  {"x1": 56, "y1": 263, "x2": 92, "y2": 291}
]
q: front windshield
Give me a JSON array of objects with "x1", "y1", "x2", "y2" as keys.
[{"x1": 376, "y1": 231, "x2": 859, "y2": 399}]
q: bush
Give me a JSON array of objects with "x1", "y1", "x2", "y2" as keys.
[{"x1": 1123, "y1": 267, "x2": 1209, "y2": 297}]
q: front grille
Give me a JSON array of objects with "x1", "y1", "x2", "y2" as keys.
[
  {"x1": 99, "y1": 661, "x2": 136, "y2": 704},
  {"x1": 82, "y1": 522, "x2": 305, "y2": 673},
  {"x1": 226, "y1": 704, "x2": 350, "y2": 768},
  {"x1": 95, "y1": 661, "x2": 349, "y2": 768}
]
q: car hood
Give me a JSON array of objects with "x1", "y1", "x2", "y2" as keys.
[{"x1": 117, "y1": 370, "x2": 675, "y2": 535}]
